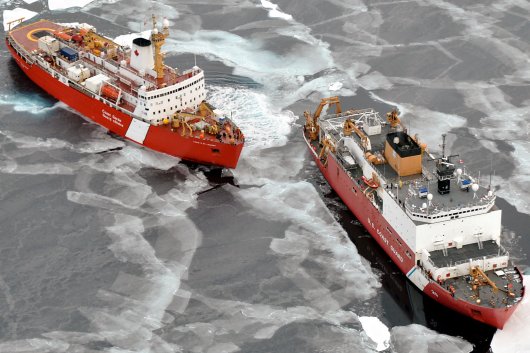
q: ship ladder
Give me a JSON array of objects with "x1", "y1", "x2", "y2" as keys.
[{"x1": 442, "y1": 244, "x2": 448, "y2": 257}]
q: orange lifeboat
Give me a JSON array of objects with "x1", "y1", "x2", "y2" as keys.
[
  {"x1": 362, "y1": 175, "x2": 380, "y2": 189},
  {"x1": 54, "y1": 31, "x2": 72, "y2": 41},
  {"x1": 101, "y1": 84, "x2": 119, "y2": 101}
]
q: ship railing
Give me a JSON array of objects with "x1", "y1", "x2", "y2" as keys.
[
  {"x1": 66, "y1": 78, "x2": 149, "y2": 123},
  {"x1": 320, "y1": 109, "x2": 378, "y2": 136},
  {"x1": 452, "y1": 253, "x2": 506, "y2": 267},
  {"x1": 404, "y1": 196, "x2": 495, "y2": 217},
  {"x1": 7, "y1": 37, "x2": 35, "y2": 64},
  {"x1": 425, "y1": 256, "x2": 437, "y2": 269}
]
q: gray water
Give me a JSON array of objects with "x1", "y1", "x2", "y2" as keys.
[{"x1": 0, "y1": 1, "x2": 528, "y2": 352}]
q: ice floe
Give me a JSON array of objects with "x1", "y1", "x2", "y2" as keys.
[
  {"x1": 359, "y1": 316, "x2": 390, "y2": 351},
  {"x1": 328, "y1": 81, "x2": 344, "y2": 91},
  {"x1": 236, "y1": 181, "x2": 381, "y2": 302},
  {"x1": 48, "y1": 0, "x2": 95, "y2": 10},
  {"x1": 164, "y1": 30, "x2": 333, "y2": 97},
  {"x1": 3, "y1": 7, "x2": 37, "y2": 31},
  {"x1": 259, "y1": 0, "x2": 293, "y2": 21},
  {"x1": 491, "y1": 275, "x2": 530, "y2": 353},
  {"x1": 391, "y1": 324, "x2": 473, "y2": 353}
]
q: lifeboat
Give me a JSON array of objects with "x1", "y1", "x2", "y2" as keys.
[
  {"x1": 54, "y1": 31, "x2": 72, "y2": 41},
  {"x1": 101, "y1": 84, "x2": 119, "y2": 101},
  {"x1": 362, "y1": 175, "x2": 380, "y2": 189}
]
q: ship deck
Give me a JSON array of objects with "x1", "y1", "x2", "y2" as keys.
[
  {"x1": 9, "y1": 20, "x2": 64, "y2": 52},
  {"x1": 319, "y1": 110, "x2": 492, "y2": 223},
  {"x1": 429, "y1": 240, "x2": 503, "y2": 268},
  {"x1": 8, "y1": 20, "x2": 200, "y2": 91},
  {"x1": 443, "y1": 267, "x2": 523, "y2": 309}
]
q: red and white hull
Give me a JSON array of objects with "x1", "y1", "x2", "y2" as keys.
[
  {"x1": 304, "y1": 135, "x2": 520, "y2": 329},
  {"x1": 7, "y1": 39, "x2": 243, "y2": 169}
]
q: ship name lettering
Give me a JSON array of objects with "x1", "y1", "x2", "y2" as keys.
[
  {"x1": 370, "y1": 217, "x2": 404, "y2": 263},
  {"x1": 101, "y1": 109, "x2": 124, "y2": 128},
  {"x1": 376, "y1": 228, "x2": 389, "y2": 246},
  {"x1": 367, "y1": 218, "x2": 375, "y2": 229},
  {"x1": 391, "y1": 245, "x2": 404, "y2": 263},
  {"x1": 192, "y1": 140, "x2": 216, "y2": 147},
  {"x1": 431, "y1": 290, "x2": 439, "y2": 298}
]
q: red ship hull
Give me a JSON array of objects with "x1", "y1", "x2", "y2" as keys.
[
  {"x1": 6, "y1": 39, "x2": 243, "y2": 168},
  {"x1": 305, "y1": 136, "x2": 519, "y2": 329}
]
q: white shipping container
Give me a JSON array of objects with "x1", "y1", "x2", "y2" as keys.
[
  {"x1": 67, "y1": 67, "x2": 82, "y2": 82},
  {"x1": 38, "y1": 36, "x2": 59, "y2": 54},
  {"x1": 67, "y1": 66, "x2": 91, "y2": 82},
  {"x1": 85, "y1": 74, "x2": 110, "y2": 93}
]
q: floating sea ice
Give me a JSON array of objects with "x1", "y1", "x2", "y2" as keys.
[
  {"x1": 23, "y1": 0, "x2": 39, "y2": 4},
  {"x1": 259, "y1": 0, "x2": 293, "y2": 21},
  {"x1": 491, "y1": 275, "x2": 530, "y2": 353},
  {"x1": 0, "y1": 338, "x2": 69, "y2": 353},
  {"x1": 390, "y1": 324, "x2": 472, "y2": 353},
  {"x1": 3, "y1": 8, "x2": 38, "y2": 31},
  {"x1": 236, "y1": 181, "x2": 381, "y2": 301},
  {"x1": 48, "y1": 0, "x2": 95, "y2": 10},
  {"x1": 328, "y1": 81, "x2": 343, "y2": 91},
  {"x1": 359, "y1": 316, "x2": 390, "y2": 351}
]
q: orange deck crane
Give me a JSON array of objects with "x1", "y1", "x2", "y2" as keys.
[{"x1": 304, "y1": 97, "x2": 342, "y2": 141}]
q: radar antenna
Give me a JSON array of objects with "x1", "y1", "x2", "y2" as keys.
[{"x1": 151, "y1": 14, "x2": 170, "y2": 80}]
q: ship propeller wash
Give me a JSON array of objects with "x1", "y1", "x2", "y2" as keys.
[
  {"x1": 303, "y1": 97, "x2": 524, "y2": 329},
  {"x1": 6, "y1": 16, "x2": 244, "y2": 168}
]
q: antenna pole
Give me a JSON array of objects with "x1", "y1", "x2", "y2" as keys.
[
  {"x1": 489, "y1": 157, "x2": 493, "y2": 190},
  {"x1": 441, "y1": 133, "x2": 447, "y2": 159}
]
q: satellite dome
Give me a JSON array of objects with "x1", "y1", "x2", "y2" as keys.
[
  {"x1": 427, "y1": 193, "x2": 433, "y2": 201},
  {"x1": 471, "y1": 183, "x2": 479, "y2": 192},
  {"x1": 393, "y1": 137, "x2": 399, "y2": 144},
  {"x1": 456, "y1": 168, "x2": 462, "y2": 175},
  {"x1": 163, "y1": 18, "x2": 170, "y2": 28},
  {"x1": 153, "y1": 27, "x2": 158, "y2": 35}
]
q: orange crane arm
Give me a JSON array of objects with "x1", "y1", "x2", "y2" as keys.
[
  {"x1": 471, "y1": 266, "x2": 498, "y2": 291},
  {"x1": 312, "y1": 96, "x2": 341, "y2": 125}
]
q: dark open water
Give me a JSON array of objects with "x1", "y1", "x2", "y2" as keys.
[{"x1": 0, "y1": 1, "x2": 529, "y2": 352}]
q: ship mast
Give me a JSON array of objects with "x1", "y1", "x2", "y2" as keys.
[{"x1": 151, "y1": 15, "x2": 169, "y2": 81}]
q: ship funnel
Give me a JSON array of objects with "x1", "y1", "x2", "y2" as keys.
[{"x1": 130, "y1": 37, "x2": 154, "y2": 73}]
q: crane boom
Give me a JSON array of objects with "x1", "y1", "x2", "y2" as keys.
[{"x1": 304, "y1": 96, "x2": 342, "y2": 141}]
